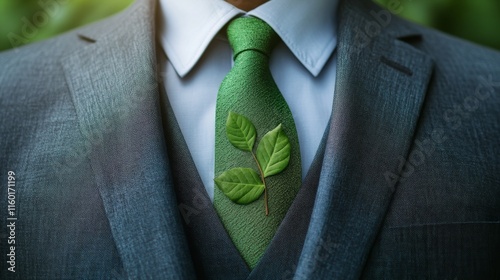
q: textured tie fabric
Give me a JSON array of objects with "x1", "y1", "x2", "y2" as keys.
[{"x1": 214, "y1": 17, "x2": 302, "y2": 269}]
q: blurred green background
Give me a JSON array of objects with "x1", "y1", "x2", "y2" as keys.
[{"x1": 0, "y1": 0, "x2": 499, "y2": 52}]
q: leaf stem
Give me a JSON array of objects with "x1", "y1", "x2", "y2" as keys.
[{"x1": 252, "y1": 151, "x2": 269, "y2": 216}]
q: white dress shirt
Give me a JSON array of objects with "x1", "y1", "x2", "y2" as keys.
[{"x1": 158, "y1": 0, "x2": 339, "y2": 200}]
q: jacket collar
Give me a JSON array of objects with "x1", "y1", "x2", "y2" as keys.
[
  {"x1": 61, "y1": 0, "x2": 196, "y2": 278},
  {"x1": 295, "y1": 0, "x2": 434, "y2": 278}
]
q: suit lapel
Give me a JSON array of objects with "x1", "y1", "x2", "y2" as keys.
[
  {"x1": 61, "y1": 0, "x2": 195, "y2": 278},
  {"x1": 295, "y1": 0, "x2": 434, "y2": 279}
]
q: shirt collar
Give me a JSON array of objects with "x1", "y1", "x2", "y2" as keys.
[{"x1": 158, "y1": 0, "x2": 339, "y2": 77}]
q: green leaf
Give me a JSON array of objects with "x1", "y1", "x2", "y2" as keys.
[
  {"x1": 214, "y1": 168, "x2": 265, "y2": 204},
  {"x1": 256, "y1": 124, "x2": 291, "y2": 177},
  {"x1": 226, "y1": 112, "x2": 257, "y2": 152}
]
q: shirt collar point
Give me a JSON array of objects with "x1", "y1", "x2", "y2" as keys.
[
  {"x1": 164, "y1": 48, "x2": 198, "y2": 78},
  {"x1": 171, "y1": 60, "x2": 195, "y2": 79},
  {"x1": 293, "y1": 40, "x2": 337, "y2": 78}
]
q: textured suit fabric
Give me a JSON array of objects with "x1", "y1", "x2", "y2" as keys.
[
  {"x1": 0, "y1": 1, "x2": 196, "y2": 279},
  {"x1": 1, "y1": 0, "x2": 500, "y2": 279}
]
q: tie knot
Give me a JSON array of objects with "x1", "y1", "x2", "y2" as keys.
[{"x1": 227, "y1": 17, "x2": 279, "y2": 60}]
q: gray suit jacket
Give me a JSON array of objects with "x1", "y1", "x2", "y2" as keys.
[{"x1": 1, "y1": 0, "x2": 499, "y2": 279}]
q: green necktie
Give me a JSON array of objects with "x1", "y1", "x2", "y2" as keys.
[{"x1": 214, "y1": 16, "x2": 302, "y2": 269}]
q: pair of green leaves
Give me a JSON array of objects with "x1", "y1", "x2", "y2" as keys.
[{"x1": 214, "y1": 112, "x2": 291, "y2": 212}]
